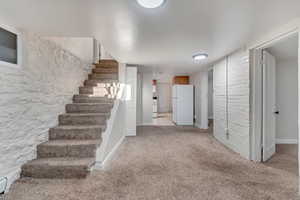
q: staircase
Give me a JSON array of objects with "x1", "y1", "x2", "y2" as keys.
[{"x1": 21, "y1": 60, "x2": 119, "y2": 179}]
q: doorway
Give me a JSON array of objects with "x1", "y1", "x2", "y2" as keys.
[
  {"x1": 152, "y1": 81, "x2": 174, "y2": 126},
  {"x1": 261, "y1": 33, "x2": 298, "y2": 175}
]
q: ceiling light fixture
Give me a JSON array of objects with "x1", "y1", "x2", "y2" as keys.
[
  {"x1": 137, "y1": 0, "x2": 165, "y2": 8},
  {"x1": 193, "y1": 53, "x2": 208, "y2": 61}
]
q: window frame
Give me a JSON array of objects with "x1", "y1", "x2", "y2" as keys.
[{"x1": 0, "y1": 23, "x2": 22, "y2": 68}]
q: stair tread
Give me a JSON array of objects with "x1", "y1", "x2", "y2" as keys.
[
  {"x1": 80, "y1": 85, "x2": 117, "y2": 87},
  {"x1": 60, "y1": 113, "x2": 110, "y2": 116},
  {"x1": 51, "y1": 125, "x2": 105, "y2": 130},
  {"x1": 24, "y1": 157, "x2": 95, "y2": 167},
  {"x1": 74, "y1": 94, "x2": 115, "y2": 98},
  {"x1": 67, "y1": 103, "x2": 113, "y2": 105},
  {"x1": 40, "y1": 140, "x2": 101, "y2": 147},
  {"x1": 89, "y1": 78, "x2": 118, "y2": 81}
]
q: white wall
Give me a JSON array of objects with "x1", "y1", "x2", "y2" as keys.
[
  {"x1": 136, "y1": 71, "x2": 153, "y2": 125},
  {"x1": 213, "y1": 50, "x2": 250, "y2": 159},
  {"x1": 276, "y1": 59, "x2": 298, "y2": 143},
  {"x1": 0, "y1": 31, "x2": 91, "y2": 190},
  {"x1": 45, "y1": 37, "x2": 95, "y2": 63},
  {"x1": 137, "y1": 72, "x2": 143, "y2": 126},
  {"x1": 142, "y1": 72, "x2": 153, "y2": 125},
  {"x1": 157, "y1": 83, "x2": 172, "y2": 113},
  {"x1": 126, "y1": 66, "x2": 137, "y2": 136},
  {"x1": 96, "y1": 63, "x2": 127, "y2": 167},
  {"x1": 137, "y1": 69, "x2": 153, "y2": 126},
  {"x1": 190, "y1": 71, "x2": 208, "y2": 129}
]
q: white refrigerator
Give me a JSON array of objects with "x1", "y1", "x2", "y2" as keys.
[{"x1": 172, "y1": 85, "x2": 194, "y2": 125}]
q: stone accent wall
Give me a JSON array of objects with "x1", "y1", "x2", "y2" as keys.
[{"x1": 0, "y1": 32, "x2": 91, "y2": 189}]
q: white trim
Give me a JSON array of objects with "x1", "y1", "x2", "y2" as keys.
[
  {"x1": 194, "y1": 123, "x2": 201, "y2": 129},
  {"x1": 194, "y1": 123, "x2": 209, "y2": 130},
  {"x1": 140, "y1": 123, "x2": 154, "y2": 126},
  {"x1": 126, "y1": 129, "x2": 137, "y2": 136},
  {"x1": 250, "y1": 49, "x2": 264, "y2": 162},
  {"x1": 248, "y1": 18, "x2": 300, "y2": 49},
  {"x1": 0, "y1": 22, "x2": 22, "y2": 68},
  {"x1": 249, "y1": 19, "x2": 300, "y2": 163},
  {"x1": 264, "y1": 145, "x2": 276, "y2": 161},
  {"x1": 276, "y1": 139, "x2": 298, "y2": 144},
  {"x1": 94, "y1": 136, "x2": 125, "y2": 169}
]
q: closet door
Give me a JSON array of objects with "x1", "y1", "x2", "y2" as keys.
[
  {"x1": 262, "y1": 51, "x2": 276, "y2": 161},
  {"x1": 227, "y1": 51, "x2": 251, "y2": 159},
  {"x1": 213, "y1": 50, "x2": 251, "y2": 160}
]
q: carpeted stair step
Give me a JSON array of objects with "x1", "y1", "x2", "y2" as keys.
[
  {"x1": 20, "y1": 59, "x2": 120, "y2": 179},
  {"x1": 84, "y1": 79, "x2": 118, "y2": 87},
  {"x1": 95, "y1": 60, "x2": 118, "y2": 67},
  {"x1": 59, "y1": 113, "x2": 109, "y2": 126},
  {"x1": 93, "y1": 67, "x2": 118, "y2": 74},
  {"x1": 73, "y1": 94, "x2": 114, "y2": 103},
  {"x1": 49, "y1": 125, "x2": 105, "y2": 140},
  {"x1": 37, "y1": 140, "x2": 101, "y2": 158},
  {"x1": 21, "y1": 157, "x2": 95, "y2": 179},
  {"x1": 88, "y1": 73, "x2": 118, "y2": 80},
  {"x1": 66, "y1": 103, "x2": 113, "y2": 113},
  {"x1": 79, "y1": 86, "x2": 111, "y2": 95}
]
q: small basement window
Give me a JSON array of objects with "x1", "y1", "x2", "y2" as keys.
[{"x1": 0, "y1": 27, "x2": 18, "y2": 65}]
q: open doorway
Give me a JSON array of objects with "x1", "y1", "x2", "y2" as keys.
[
  {"x1": 261, "y1": 33, "x2": 298, "y2": 175},
  {"x1": 152, "y1": 80, "x2": 174, "y2": 126}
]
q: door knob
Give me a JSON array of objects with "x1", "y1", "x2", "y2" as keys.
[{"x1": 274, "y1": 111, "x2": 280, "y2": 115}]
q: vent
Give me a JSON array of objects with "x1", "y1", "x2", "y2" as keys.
[{"x1": 0, "y1": 177, "x2": 7, "y2": 194}]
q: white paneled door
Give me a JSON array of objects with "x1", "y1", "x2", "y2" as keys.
[{"x1": 262, "y1": 51, "x2": 277, "y2": 161}]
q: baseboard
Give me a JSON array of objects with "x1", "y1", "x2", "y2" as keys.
[
  {"x1": 194, "y1": 123, "x2": 208, "y2": 129},
  {"x1": 276, "y1": 139, "x2": 298, "y2": 144},
  {"x1": 264, "y1": 145, "x2": 276, "y2": 161},
  {"x1": 95, "y1": 136, "x2": 125, "y2": 169},
  {"x1": 140, "y1": 123, "x2": 153, "y2": 126},
  {"x1": 126, "y1": 129, "x2": 136, "y2": 136},
  {"x1": 195, "y1": 123, "x2": 201, "y2": 128}
]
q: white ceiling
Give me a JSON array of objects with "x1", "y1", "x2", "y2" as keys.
[
  {"x1": 1, "y1": 0, "x2": 300, "y2": 73},
  {"x1": 267, "y1": 34, "x2": 298, "y2": 61}
]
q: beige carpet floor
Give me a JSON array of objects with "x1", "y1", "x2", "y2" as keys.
[{"x1": 5, "y1": 126, "x2": 300, "y2": 200}]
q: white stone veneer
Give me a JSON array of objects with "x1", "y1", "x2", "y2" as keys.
[{"x1": 0, "y1": 32, "x2": 91, "y2": 191}]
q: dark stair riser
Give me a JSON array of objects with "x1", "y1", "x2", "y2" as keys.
[
  {"x1": 21, "y1": 166, "x2": 90, "y2": 179},
  {"x1": 93, "y1": 68, "x2": 118, "y2": 74},
  {"x1": 66, "y1": 103, "x2": 113, "y2": 113},
  {"x1": 59, "y1": 114, "x2": 109, "y2": 126},
  {"x1": 88, "y1": 73, "x2": 118, "y2": 80},
  {"x1": 37, "y1": 142, "x2": 99, "y2": 158},
  {"x1": 49, "y1": 126, "x2": 104, "y2": 140}
]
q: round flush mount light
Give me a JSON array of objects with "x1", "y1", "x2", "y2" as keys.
[
  {"x1": 193, "y1": 53, "x2": 208, "y2": 61},
  {"x1": 137, "y1": 0, "x2": 165, "y2": 8}
]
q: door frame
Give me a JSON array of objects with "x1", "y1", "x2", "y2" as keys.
[{"x1": 249, "y1": 21, "x2": 300, "y2": 164}]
